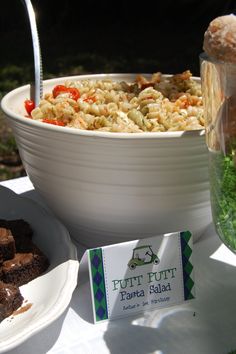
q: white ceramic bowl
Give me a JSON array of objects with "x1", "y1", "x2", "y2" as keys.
[{"x1": 1, "y1": 74, "x2": 211, "y2": 247}]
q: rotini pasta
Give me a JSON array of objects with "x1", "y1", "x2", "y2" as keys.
[{"x1": 30, "y1": 70, "x2": 205, "y2": 132}]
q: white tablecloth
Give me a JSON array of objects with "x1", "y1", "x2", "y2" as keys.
[{"x1": 1, "y1": 177, "x2": 236, "y2": 354}]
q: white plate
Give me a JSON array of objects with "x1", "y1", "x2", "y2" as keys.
[{"x1": 0, "y1": 185, "x2": 79, "y2": 353}]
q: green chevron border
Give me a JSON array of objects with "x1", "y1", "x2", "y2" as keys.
[
  {"x1": 88, "y1": 248, "x2": 108, "y2": 322},
  {"x1": 180, "y1": 231, "x2": 195, "y2": 300}
]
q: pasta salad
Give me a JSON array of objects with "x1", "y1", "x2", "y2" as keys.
[{"x1": 28, "y1": 70, "x2": 204, "y2": 132}]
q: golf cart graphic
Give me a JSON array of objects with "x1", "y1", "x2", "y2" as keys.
[{"x1": 128, "y1": 245, "x2": 160, "y2": 270}]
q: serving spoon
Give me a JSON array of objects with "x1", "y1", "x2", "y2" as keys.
[{"x1": 21, "y1": 0, "x2": 43, "y2": 106}]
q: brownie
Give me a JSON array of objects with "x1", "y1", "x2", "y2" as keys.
[
  {"x1": 6, "y1": 219, "x2": 33, "y2": 239},
  {"x1": 0, "y1": 227, "x2": 16, "y2": 261},
  {"x1": 0, "y1": 218, "x2": 50, "y2": 320},
  {"x1": 0, "y1": 280, "x2": 24, "y2": 322},
  {"x1": 5, "y1": 219, "x2": 33, "y2": 252},
  {"x1": 1, "y1": 243, "x2": 49, "y2": 287}
]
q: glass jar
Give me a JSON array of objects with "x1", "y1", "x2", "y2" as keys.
[{"x1": 200, "y1": 53, "x2": 236, "y2": 252}]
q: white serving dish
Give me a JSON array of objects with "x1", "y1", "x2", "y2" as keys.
[{"x1": 1, "y1": 74, "x2": 211, "y2": 247}]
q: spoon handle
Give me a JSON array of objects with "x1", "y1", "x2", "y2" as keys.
[{"x1": 21, "y1": 0, "x2": 43, "y2": 106}]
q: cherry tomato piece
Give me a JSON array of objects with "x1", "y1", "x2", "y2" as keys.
[
  {"x1": 52, "y1": 85, "x2": 80, "y2": 100},
  {"x1": 42, "y1": 118, "x2": 65, "y2": 126},
  {"x1": 52, "y1": 85, "x2": 68, "y2": 98},
  {"x1": 67, "y1": 87, "x2": 80, "y2": 101},
  {"x1": 24, "y1": 99, "x2": 35, "y2": 116}
]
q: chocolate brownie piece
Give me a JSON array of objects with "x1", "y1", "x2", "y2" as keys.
[
  {"x1": 1, "y1": 243, "x2": 49, "y2": 286},
  {"x1": 0, "y1": 280, "x2": 23, "y2": 322},
  {"x1": 0, "y1": 228, "x2": 16, "y2": 261},
  {"x1": 7, "y1": 219, "x2": 33, "y2": 239},
  {"x1": 6, "y1": 219, "x2": 33, "y2": 252}
]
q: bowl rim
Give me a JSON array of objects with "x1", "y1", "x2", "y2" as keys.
[{"x1": 1, "y1": 73, "x2": 205, "y2": 139}]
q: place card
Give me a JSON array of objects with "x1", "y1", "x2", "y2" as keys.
[{"x1": 87, "y1": 231, "x2": 195, "y2": 323}]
